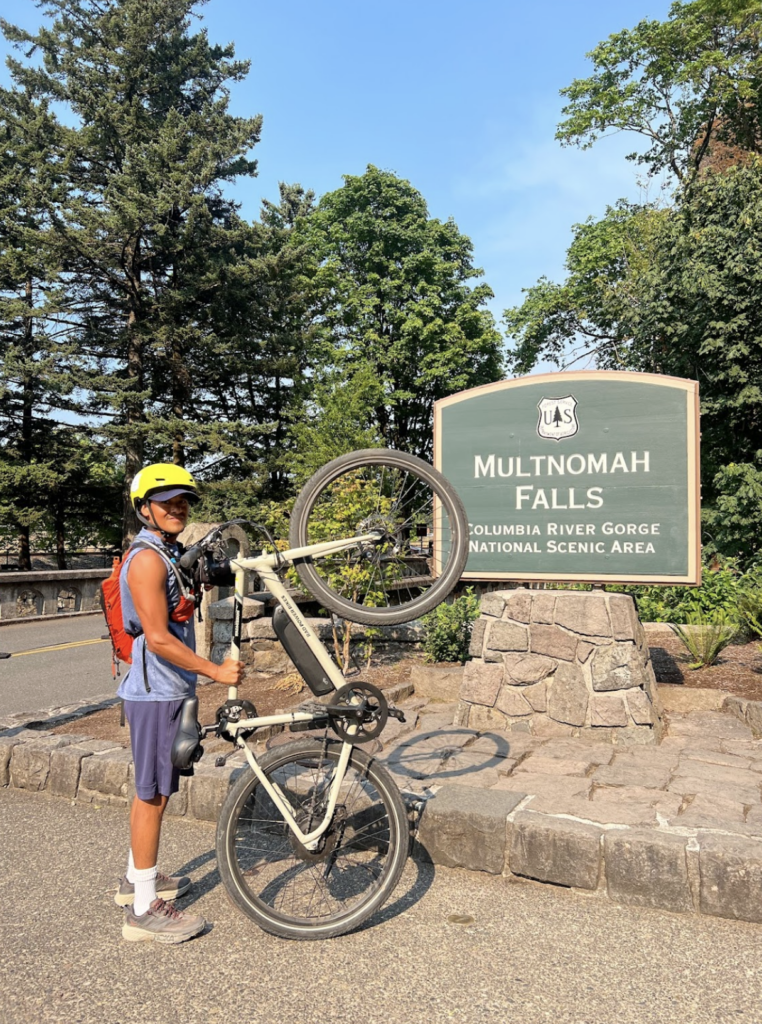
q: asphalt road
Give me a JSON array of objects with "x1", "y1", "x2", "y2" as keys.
[
  {"x1": 0, "y1": 615, "x2": 115, "y2": 718},
  {"x1": 2, "y1": 787, "x2": 761, "y2": 1024}
]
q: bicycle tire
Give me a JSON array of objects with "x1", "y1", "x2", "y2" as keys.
[
  {"x1": 289, "y1": 449, "x2": 469, "y2": 626},
  {"x1": 215, "y1": 739, "x2": 409, "y2": 941}
]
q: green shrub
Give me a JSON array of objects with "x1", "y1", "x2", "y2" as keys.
[
  {"x1": 671, "y1": 608, "x2": 739, "y2": 668},
  {"x1": 613, "y1": 558, "x2": 745, "y2": 622},
  {"x1": 421, "y1": 589, "x2": 480, "y2": 664},
  {"x1": 736, "y1": 588, "x2": 762, "y2": 639}
]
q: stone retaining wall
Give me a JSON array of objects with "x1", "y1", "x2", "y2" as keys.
[
  {"x1": 0, "y1": 568, "x2": 109, "y2": 620},
  {"x1": 208, "y1": 595, "x2": 423, "y2": 672},
  {"x1": 458, "y1": 589, "x2": 664, "y2": 743}
]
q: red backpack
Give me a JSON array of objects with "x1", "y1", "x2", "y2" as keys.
[{"x1": 101, "y1": 541, "x2": 196, "y2": 676}]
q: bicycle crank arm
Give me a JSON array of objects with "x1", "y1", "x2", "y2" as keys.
[{"x1": 322, "y1": 702, "x2": 368, "y2": 719}]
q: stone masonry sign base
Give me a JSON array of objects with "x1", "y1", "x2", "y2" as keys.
[{"x1": 459, "y1": 590, "x2": 664, "y2": 743}]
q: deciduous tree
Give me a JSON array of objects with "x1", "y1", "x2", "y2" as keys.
[
  {"x1": 557, "y1": 0, "x2": 762, "y2": 182},
  {"x1": 295, "y1": 165, "x2": 504, "y2": 459}
]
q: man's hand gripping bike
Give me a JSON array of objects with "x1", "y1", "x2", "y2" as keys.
[{"x1": 172, "y1": 449, "x2": 468, "y2": 940}]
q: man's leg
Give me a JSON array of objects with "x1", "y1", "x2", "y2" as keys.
[
  {"x1": 130, "y1": 793, "x2": 169, "y2": 869},
  {"x1": 127, "y1": 794, "x2": 166, "y2": 914},
  {"x1": 118, "y1": 701, "x2": 192, "y2": 910}
]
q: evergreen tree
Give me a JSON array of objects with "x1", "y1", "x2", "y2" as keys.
[
  {"x1": 191, "y1": 183, "x2": 319, "y2": 499},
  {"x1": 0, "y1": 82, "x2": 77, "y2": 568},
  {"x1": 2, "y1": 0, "x2": 262, "y2": 543}
]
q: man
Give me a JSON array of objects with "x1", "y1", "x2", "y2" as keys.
[{"x1": 115, "y1": 463, "x2": 243, "y2": 943}]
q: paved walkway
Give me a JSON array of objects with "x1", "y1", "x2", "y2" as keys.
[{"x1": 6, "y1": 788, "x2": 762, "y2": 1024}]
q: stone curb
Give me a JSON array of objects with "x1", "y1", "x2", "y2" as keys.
[
  {"x1": 3, "y1": 724, "x2": 762, "y2": 927},
  {"x1": 415, "y1": 784, "x2": 762, "y2": 925},
  {"x1": 0, "y1": 726, "x2": 246, "y2": 816}
]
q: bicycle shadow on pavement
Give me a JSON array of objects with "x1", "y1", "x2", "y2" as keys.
[
  {"x1": 171, "y1": 848, "x2": 220, "y2": 911},
  {"x1": 356, "y1": 856, "x2": 436, "y2": 933},
  {"x1": 383, "y1": 728, "x2": 513, "y2": 788},
  {"x1": 172, "y1": 836, "x2": 434, "y2": 935}
]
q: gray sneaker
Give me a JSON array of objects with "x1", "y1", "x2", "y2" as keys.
[
  {"x1": 122, "y1": 898, "x2": 206, "y2": 944},
  {"x1": 114, "y1": 871, "x2": 192, "y2": 907}
]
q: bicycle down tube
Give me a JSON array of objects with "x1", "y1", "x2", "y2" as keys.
[{"x1": 228, "y1": 535, "x2": 382, "y2": 694}]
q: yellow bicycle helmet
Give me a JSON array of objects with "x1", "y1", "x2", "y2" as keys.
[{"x1": 131, "y1": 463, "x2": 200, "y2": 514}]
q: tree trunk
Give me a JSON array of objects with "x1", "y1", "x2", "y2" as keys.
[
  {"x1": 18, "y1": 525, "x2": 31, "y2": 572},
  {"x1": 170, "y1": 328, "x2": 191, "y2": 467},
  {"x1": 55, "y1": 500, "x2": 67, "y2": 570},
  {"x1": 17, "y1": 276, "x2": 35, "y2": 571},
  {"x1": 123, "y1": 309, "x2": 145, "y2": 549},
  {"x1": 122, "y1": 236, "x2": 147, "y2": 549}
]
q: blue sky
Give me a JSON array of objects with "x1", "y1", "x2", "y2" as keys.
[{"x1": 1, "y1": 0, "x2": 674, "y2": 339}]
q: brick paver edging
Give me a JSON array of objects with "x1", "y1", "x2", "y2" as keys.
[{"x1": 4, "y1": 705, "x2": 762, "y2": 927}]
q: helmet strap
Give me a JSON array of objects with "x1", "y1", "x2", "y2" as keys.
[{"x1": 137, "y1": 500, "x2": 176, "y2": 545}]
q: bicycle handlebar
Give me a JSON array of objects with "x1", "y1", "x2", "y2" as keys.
[{"x1": 178, "y1": 519, "x2": 279, "y2": 570}]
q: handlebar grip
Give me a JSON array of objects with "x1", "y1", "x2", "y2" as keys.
[{"x1": 178, "y1": 543, "x2": 204, "y2": 569}]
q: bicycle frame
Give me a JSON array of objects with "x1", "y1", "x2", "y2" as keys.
[{"x1": 210, "y1": 532, "x2": 382, "y2": 851}]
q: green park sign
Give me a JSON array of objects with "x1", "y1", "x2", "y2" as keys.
[{"x1": 434, "y1": 371, "x2": 701, "y2": 584}]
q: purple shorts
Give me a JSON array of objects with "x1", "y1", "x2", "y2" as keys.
[{"x1": 124, "y1": 699, "x2": 190, "y2": 801}]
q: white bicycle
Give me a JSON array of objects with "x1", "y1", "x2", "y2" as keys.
[{"x1": 173, "y1": 449, "x2": 468, "y2": 940}]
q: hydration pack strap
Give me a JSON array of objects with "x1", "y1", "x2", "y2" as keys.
[
  {"x1": 127, "y1": 539, "x2": 189, "y2": 693},
  {"x1": 130, "y1": 539, "x2": 193, "y2": 602}
]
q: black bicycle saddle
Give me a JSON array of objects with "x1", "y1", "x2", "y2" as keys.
[{"x1": 170, "y1": 696, "x2": 204, "y2": 769}]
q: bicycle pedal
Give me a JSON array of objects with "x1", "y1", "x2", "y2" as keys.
[{"x1": 387, "y1": 707, "x2": 406, "y2": 723}]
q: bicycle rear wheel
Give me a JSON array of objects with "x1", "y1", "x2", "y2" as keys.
[
  {"x1": 215, "y1": 739, "x2": 409, "y2": 940},
  {"x1": 289, "y1": 449, "x2": 468, "y2": 626}
]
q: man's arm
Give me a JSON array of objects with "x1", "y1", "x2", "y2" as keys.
[{"x1": 128, "y1": 549, "x2": 243, "y2": 686}]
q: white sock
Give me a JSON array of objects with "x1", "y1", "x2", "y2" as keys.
[
  {"x1": 126, "y1": 849, "x2": 136, "y2": 884},
  {"x1": 133, "y1": 865, "x2": 158, "y2": 916}
]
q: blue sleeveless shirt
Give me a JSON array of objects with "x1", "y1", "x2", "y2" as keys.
[{"x1": 116, "y1": 528, "x2": 197, "y2": 702}]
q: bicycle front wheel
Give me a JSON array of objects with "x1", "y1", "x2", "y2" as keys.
[
  {"x1": 289, "y1": 449, "x2": 469, "y2": 626},
  {"x1": 215, "y1": 739, "x2": 409, "y2": 940}
]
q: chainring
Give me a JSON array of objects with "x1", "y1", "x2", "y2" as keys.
[
  {"x1": 215, "y1": 698, "x2": 258, "y2": 742},
  {"x1": 329, "y1": 682, "x2": 389, "y2": 743}
]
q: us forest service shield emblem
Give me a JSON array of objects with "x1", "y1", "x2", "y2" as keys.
[{"x1": 537, "y1": 395, "x2": 579, "y2": 441}]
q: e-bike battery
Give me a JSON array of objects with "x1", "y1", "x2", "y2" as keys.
[{"x1": 271, "y1": 605, "x2": 335, "y2": 696}]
